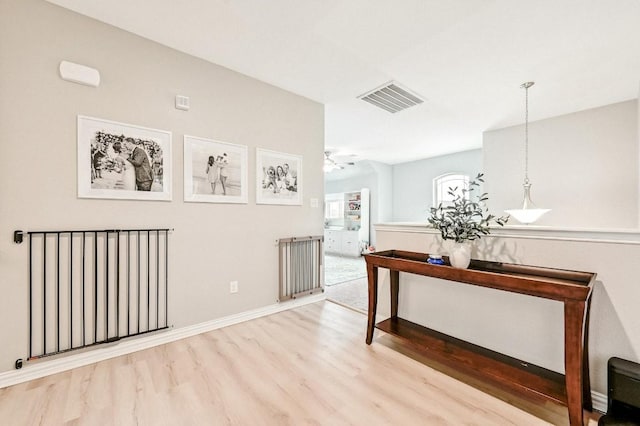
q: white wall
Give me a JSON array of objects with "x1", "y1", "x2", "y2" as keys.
[
  {"x1": 484, "y1": 100, "x2": 638, "y2": 228},
  {"x1": 374, "y1": 224, "x2": 640, "y2": 396},
  {"x1": 0, "y1": 0, "x2": 324, "y2": 373},
  {"x1": 391, "y1": 150, "x2": 482, "y2": 222}
]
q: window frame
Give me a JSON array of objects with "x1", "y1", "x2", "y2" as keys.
[
  {"x1": 325, "y1": 199, "x2": 344, "y2": 219},
  {"x1": 433, "y1": 173, "x2": 471, "y2": 208}
]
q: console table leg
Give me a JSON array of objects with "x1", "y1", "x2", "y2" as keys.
[
  {"x1": 390, "y1": 270, "x2": 399, "y2": 318},
  {"x1": 366, "y1": 264, "x2": 378, "y2": 345},
  {"x1": 582, "y1": 293, "x2": 594, "y2": 412},
  {"x1": 565, "y1": 300, "x2": 587, "y2": 426}
]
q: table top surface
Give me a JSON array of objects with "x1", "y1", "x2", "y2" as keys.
[{"x1": 364, "y1": 249, "x2": 596, "y2": 300}]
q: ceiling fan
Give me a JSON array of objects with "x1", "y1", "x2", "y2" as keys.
[{"x1": 324, "y1": 151, "x2": 355, "y2": 172}]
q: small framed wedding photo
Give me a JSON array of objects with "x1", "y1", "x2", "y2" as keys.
[
  {"x1": 256, "y1": 148, "x2": 302, "y2": 205},
  {"x1": 77, "y1": 115, "x2": 172, "y2": 201},
  {"x1": 183, "y1": 135, "x2": 248, "y2": 204}
]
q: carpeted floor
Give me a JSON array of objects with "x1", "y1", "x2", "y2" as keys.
[
  {"x1": 324, "y1": 277, "x2": 368, "y2": 312},
  {"x1": 324, "y1": 254, "x2": 367, "y2": 312},
  {"x1": 324, "y1": 254, "x2": 367, "y2": 286}
]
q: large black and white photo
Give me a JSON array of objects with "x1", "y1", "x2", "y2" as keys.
[
  {"x1": 78, "y1": 116, "x2": 172, "y2": 201},
  {"x1": 184, "y1": 135, "x2": 248, "y2": 203},
  {"x1": 256, "y1": 148, "x2": 302, "y2": 205}
]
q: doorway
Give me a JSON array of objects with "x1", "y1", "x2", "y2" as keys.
[
  {"x1": 323, "y1": 188, "x2": 371, "y2": 312},
  {"x1": 323, "y1": 254, "x2": 368, "y2": 312}
]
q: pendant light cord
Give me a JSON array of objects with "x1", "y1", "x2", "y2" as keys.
[
  {"x1": 505, "y1": 81, "x2": 550, "y2": 223},
  {"x1": 521, "y1": 81, "x2": 534, "y2": 185}
]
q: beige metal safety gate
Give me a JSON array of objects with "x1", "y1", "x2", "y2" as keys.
[{"x1": 277, "y1": 236, "x2": 324, "y2": 301}]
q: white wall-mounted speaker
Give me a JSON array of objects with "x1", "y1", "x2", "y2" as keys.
[{"x1": 59, "y1": 61, "x2": 100, "y2": 87}]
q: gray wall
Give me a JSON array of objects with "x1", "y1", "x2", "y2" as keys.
[
  {"x1": 388, "y1": 99, "x2": 639, "y2": 228},
  {"x1": 484, "y1": 100, "x2": 638, "y2": 228},
  {"x1": 371, "y1": 161, "x2": 393, "y2": 231},
  {"x1": 0, "y1": 0, "x2": 324, "y2": 372},
  {"x1": 326, "y1": 152, "x2": 481, "y2": 237},
  {"x1": 391, "y1": 150, "x2": 483, "y2": 222}
]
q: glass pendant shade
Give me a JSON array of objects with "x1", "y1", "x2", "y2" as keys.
[
  {"x1": 505, "y1": 180, "x2": 550, "y2": 224},
  {"x1": 505, "y1": 81, "x2": 550, "y2": 224}
]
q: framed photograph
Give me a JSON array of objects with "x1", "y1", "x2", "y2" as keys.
[
  {"x1": 256, "y1": 148, "x2": 302, "y2": 205},
  {"x1": 78, "y1": 115, "x2": 172, "y2": 201},
  {"x1": 183, "y1": 135, "x2": 248, "y2": 203}
]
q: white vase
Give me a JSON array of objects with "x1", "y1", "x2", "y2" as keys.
[{"x1": 449, "y1": 242, "x2": 472, "y2": 269}]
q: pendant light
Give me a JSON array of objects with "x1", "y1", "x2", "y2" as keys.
[{"x1": 504, "y1": 82, "x2": 550, "y2": 224}]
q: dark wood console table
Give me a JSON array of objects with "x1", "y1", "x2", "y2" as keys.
[{"x1": 364, "y1": 250, "x2": 595, "y2": 426}]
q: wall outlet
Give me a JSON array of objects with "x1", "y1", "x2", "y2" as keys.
[{"x1": 230, "y1": 280, "x2": 238, "y2": 293}]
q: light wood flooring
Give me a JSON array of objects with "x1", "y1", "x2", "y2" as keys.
[{"x1": 0, "y1": 301, "x2": 598, "y2": 425}]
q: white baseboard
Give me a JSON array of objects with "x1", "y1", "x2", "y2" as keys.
[
  {"x1": 591, "y1": 390, "x2": 607, "y2": 414},
  {"x1": 0, "y1": 293, "x2": 326, "y2": 389}
]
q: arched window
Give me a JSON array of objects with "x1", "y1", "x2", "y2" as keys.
[{"x1": 433, "y1": 173, "x2": 470, "y2": 207}]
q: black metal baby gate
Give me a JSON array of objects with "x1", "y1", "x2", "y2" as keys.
[{"x1": 13, "y1": 228, "x2": 170, "y2": 369}]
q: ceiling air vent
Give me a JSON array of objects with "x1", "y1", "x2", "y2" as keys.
[{"x1": 358, "y1": 81, "x2": 424, "y2": 113}]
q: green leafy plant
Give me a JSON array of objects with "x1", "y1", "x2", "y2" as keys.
[{"x1": 428, "y1": 173, "x2": 509, "y2": 243}]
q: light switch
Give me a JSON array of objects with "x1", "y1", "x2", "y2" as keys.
[{"x1": 175, "y1": 95, "x2": 190, "y2": 111}]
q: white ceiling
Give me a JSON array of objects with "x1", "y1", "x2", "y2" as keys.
[{"x1": 47, "y1": 0, "x2": 640, "y2": 164}]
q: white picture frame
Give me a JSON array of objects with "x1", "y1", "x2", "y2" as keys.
[
  {"x1": 183, "y1": 135, "x2": 248, "y2": 204},
  {"x1": 256, "y1": 148, "x2": 302, "y2": 205},
  {"x1": 78, "y1": 115, "x2": 172, "y2": 201}
]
